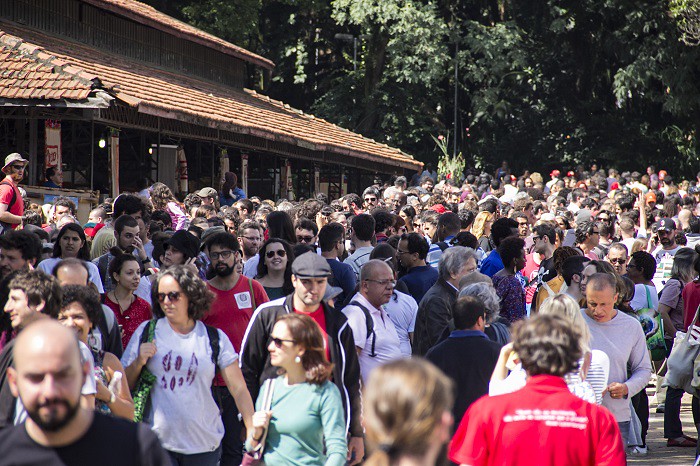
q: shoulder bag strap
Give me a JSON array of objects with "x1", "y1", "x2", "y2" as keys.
[
  {"x1": 645, "y1": 285, "x2": 653, "y2": 309},
  {"x1": 248, "y1": 277, "x2": 257, "y2": 310}
]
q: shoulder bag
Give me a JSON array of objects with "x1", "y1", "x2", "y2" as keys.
[
  {"x1": 241, "y1": 378, "x2": 276, "y2": 466},
  {"x1": 666, "y1": 305, "x2": 700, "y2": 396},
  {"x1": 132, "y1": 319, "x2": 158, "y2": 422},
  {"x1": 635, "y1": 285, "x2": 666, "y2": 361}
]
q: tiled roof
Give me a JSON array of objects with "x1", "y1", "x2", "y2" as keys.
[
  {"x1": 0, "y1": 23, "x2": 420, "y2": 170},
  {"x1": 82, "y1": 0, "x2": 274, "y2": 70},
  {"x1": 0, "y1": 32, "x2": 95, "y2": 101}
]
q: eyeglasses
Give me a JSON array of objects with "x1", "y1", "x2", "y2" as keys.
[
  {"x1": 296, "y1": 236, "x2": 315, "y2": 243},
  {"x1": 627, "y1": 263, "x2": 639, "y2": 270},
  {"x1": 269, "y1": 336, "x2": 295, "y2": 348},
  {"x1": 396, "y1": 249, "x2": 411, "y2": 255},
  {"x1": 11, "y1": 165, "x2": 25, "y2": 171},
  {"x1": 241, "y1": 236, "x2": 261, "y2": 242},
  {"x1": 364, "y1": 279, "x2": 396, "y2": 288},
  {"x1": 209, "y1": 250, "x2": 235, "y2": 260},
  {"x1": 608, "y1": 258, "x2": 627, "y2": 264},
  {"x1": 364, "y1": 197, "x2": 377, "y2": 203},
  {"x1": 266, "y1": 249, "x2": 287, "y2": 258},
  {"x1": 157, "y1": 291, "x2": 182, "y2": 303}
]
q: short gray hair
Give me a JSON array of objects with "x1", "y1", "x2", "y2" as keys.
[
  {"x1": 459, "y1": 282, "x2": 500, "y2": 323},
  {"x1": 438, "y1": 246, "x2": 476, "y2": 281}
]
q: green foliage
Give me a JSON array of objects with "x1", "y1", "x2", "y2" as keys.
[{"x1": 146, "y1": 0, "x2": 700, "y2": 178}]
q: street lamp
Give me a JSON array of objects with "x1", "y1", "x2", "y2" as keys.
[{"x1": 334, "y1": 33, "x2": 370, "y2": 71}]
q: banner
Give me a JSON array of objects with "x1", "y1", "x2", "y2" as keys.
[
  {"x1": 314, "y1": 165, "x2": 320, "y2": 195},
  {"x1": 44, "y1": 120, "x2": 61, "y2": 183},
  {"x1": 241, "y1": 153, "x2": 249, "y2": 195},
  {"x1": 109, "y1": 130, "x2": 119, "y2": 198},
  {"x1": 176, "y1": 146, "x2": 188, "y2": 194},
  {"x1": 285, "y1": 160, "x2": 293, "y2": 200}
]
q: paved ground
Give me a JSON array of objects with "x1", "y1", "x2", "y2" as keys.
[{"x1": 629, "y1": 389, "x2": 697, "y2": 466}]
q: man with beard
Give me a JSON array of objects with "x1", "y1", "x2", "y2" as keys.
[
  {"x1": 237, "y1": 220, "x2": 263, "y2": 267},
  {"x1": 652, "y1": 218, "x2": 682, "y2": 292},
  {"x1": 202, "y1": 232, "x2": 268, "y2": 466},
  {"x1": 0, "y1": 319, "x2": 169, "y2": 464},
  {"x1": 93, "y1": 215, "x2": 152, "y2": 303}
]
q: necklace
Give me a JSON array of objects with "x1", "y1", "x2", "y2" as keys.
[{"x1": 113, "y1": 289, "x2": 134, "y2": 315}]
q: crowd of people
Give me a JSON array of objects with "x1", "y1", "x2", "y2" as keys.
[{"x1": 2, "y1": 149, "x2": 700, "y2": 464}]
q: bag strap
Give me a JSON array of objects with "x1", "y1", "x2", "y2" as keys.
[
  {"x1": 204, "y1": 324, "x2": 220, "y2": 373},
  {"x1": 349, "y1": 300, "x2": 376, "y2": 357},
  {"x1": 254, "y1": 378, "x2": 276, "y2": 458},
  {"x1": 248, "y1": 277, "x2": 257, "y2": 310},
  {"x1": 644, "y1": 285, "x2": 653, "y2": 309},
  {"x1": 140, "y1": 319, "x2": 157, "y2": 344}
]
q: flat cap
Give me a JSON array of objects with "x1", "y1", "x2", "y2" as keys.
[
  {"x1": 292, "y1": 252, "x2": 332, "y2": 278},
  {"x1": 196, "y1": 187, "x2": 218, "y2": 198}
]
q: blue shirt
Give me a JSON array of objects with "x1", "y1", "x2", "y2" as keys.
[
  {"x1": 327, "y1": 258, "x2": 357, "y2": 309},
  {"x1": 480, "y1": 249, "x2": 504, "y2": 277},
  {"x1": 449, "y1": 329, "x2": 489, "y2": 339},
  {"x1": 399, "y1": 265, "x2": 438, "y2": 304}
]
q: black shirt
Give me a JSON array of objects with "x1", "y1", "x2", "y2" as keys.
[{"x1": 0, "y1": 412, "x2": 170, "y2": 465}]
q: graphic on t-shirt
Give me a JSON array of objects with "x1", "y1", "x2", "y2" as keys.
[
  {"x1": 234, "y1": 292, "x2": 253, "y2": 309},
  {"x1": 160, "y1": 351, "x2": 198, "y2": 390},
  {"x1": 503, "y1": 409, "x2": 589, "y2": 430}
]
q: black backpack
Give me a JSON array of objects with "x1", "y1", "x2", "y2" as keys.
[
  {"x1": 348, "y1": 300, "x2": 376, "y2": 357},
  {"x1": 139, "y1": 319, "x2": 220, "y2": 371}
]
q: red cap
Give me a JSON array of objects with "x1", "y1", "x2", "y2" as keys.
[
  {"x1": 550, "y1": 169, "x2": 561, "y2": 178},
  {"x1": 430, "y1": 204, "x2": 447, "y2": 214},
  {"x1": 567, "y1": 171, "x2": 575, "y2": 177}
]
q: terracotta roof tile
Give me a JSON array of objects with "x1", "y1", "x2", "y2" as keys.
[
  {"x1": 81, "y1": 0, "x2": 274, "y2": 70},
  {"x1": 0, "y1": 33, "x2": 93, "y2": 102},
  {"x1": 0, "y1": 24, "x2": 420, "y2": 170}
]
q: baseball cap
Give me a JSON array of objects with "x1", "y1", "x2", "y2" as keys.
[
  {"x1": 196, "y1": 187, "x2": 218, "y2": 198},
  {"x1": 291, "y1": 252, "x2": 332, "y2": 278},
  {"x1": 658, "y1": 218, "x2": 676, "y2": 232},
  {"x1": 550, "y1": 169, "x2": 561, "y2": 178}
]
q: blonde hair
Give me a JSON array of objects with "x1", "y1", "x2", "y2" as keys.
[
  {"x1": 539, "y1": 294, "x2": 591, "y2": 352},
  {"x1": 471, "y1": 211, "x2": 494, "y2": 239},
  {"x1": 363, "y1": 359, "x2": 453, "y2": 466}
]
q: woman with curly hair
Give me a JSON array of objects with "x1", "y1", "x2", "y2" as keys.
[
  {"x1": 256, "y1": 238, "x2": 295, "y2": 300},
  {"x1": 150, "y1": 182, "x2": 188, "y2": 231},
  {"x1": 246, "y1": 313, "x2": 347, "y2": 465},
  {"x1": 471, "y1": 211, "x2": 494, "y2": 253},
  {"x1": 122, "y1": 265, "x2": 254, "y2": 464}
]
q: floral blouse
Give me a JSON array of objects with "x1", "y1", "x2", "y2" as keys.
[{"x1": 492, "y1": 274, "x2": 526, "y2": 324}]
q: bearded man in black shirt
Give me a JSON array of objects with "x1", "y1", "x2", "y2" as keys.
[{"x1": 0, "y1": 319, "x2": 169, "y2": 466}]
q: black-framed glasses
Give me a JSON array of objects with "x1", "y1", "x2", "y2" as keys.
[
  {"x1": 364, "y1": 279, "x2": 396, "y2": 288},
  {"x1": 269, "y1": 337, "x2": 295, "y2": 348},
  {"x1": 296, "y1": 235, "x2": 315, "y2": 243},
  {"x1": 157, "y1": 291, "x2": 182, "y2": 303},
  {"x1": 266, "y1": 249, "x2": 287, "y2": 258},
  {"x1": 209, "y1": 250, "x2": 235, "y2": 260},
  {"x1": 364, "y1": 197, "x2": 377, "y2": 202}
]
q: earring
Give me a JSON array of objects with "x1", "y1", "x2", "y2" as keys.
[{"x1": 294, "y1": 356, "x2": 301, "y2": 364}]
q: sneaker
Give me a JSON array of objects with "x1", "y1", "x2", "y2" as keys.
[{"x1": 627, "y1": 445, "x2": 648, "y2": 456}]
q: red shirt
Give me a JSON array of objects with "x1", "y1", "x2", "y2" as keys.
[
  {"x1": 204, "y1": 276, "x2": 269, "y2": 386},
  {"x1": 295, "y1": 305, "x2": 330, "y2": 360},
  {"x1": 0, "y1": 178, "x2": 23, "y2": 228},
  {"x1": 104, "y1": 295, "x2": 152, "y2": 349},
  {"x1": 682, "y1": 280, "x2": 700, "y2": 331},
  {"x1": 449, "y1": 375, "x2": 625, "y2": 466}
]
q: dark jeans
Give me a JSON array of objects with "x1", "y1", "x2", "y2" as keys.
[
  {"x1": 664, "y1": 386, "x2": 700, "y2": 438},
  {"x1": 632, "y1": 389, "x2": 649, "y2": 446},
  {"x1": 168, "y1": 446, "x2": 221, "y2": 466},
  {"x1": 212, "y1": 385, "x2": 244, "y2": 466}
]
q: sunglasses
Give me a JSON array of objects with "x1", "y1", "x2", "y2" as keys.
[
  {"x1": 209, "y1": 250, "x2": 235, "y2": 260},
  {"x1": 266, "y1": 249, "x2": 287, "y2": 258},
  {"x1": 364, "y1": 197, "x2": 377, "y2": 202},
  {"x1": 11, "y1": 165, "x2": 25, "y2": 171},
  {"x1": 608, "y1": 258, "x2": 626, "y2": 264},
  {"x1": 157, "y1": 291, "x2": 182, "y2": 303},
  {"x1": 296, "y1": 236, "x2": 315, "y2": 243},
  {"x1": 269, "y1": 337, "x2": 295, "y2": 348}
]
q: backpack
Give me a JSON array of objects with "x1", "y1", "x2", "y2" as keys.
[
  {"x1": 348, "y1": 300, "x2": 376, "y2": 357},
  {"x1": 0, "y1": 179, "x2": 17, "y2": 235}
]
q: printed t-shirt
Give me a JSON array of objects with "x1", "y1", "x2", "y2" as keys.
[
  {"x1": 121, "y1": 319, "x2": 238, "y2": 454},
  {"x1": 203, "y1": 276, "x2": 268, "y2": 386},
  {"x1": 449, "y1": 375, "x2": 625, "y2": 466},
  {"x1": 295, "y1": 305, "x2": 330, "y2": 360}
]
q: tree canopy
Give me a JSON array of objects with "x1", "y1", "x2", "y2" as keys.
[{"x1": 143, "y1": 0, "x2": 700, "y2": 177}]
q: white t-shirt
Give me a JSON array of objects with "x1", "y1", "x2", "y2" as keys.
[
  {"x1": 15, "y1": 341, "x2": 96, "y2": 425},
  {"x1": 382, "y1": 291, "x2": 417, "y2": 357},
  {"x1": 121, "y1": 319, "x2": 238, "y2": 454},
  {"x1": 343, "y1": 293, "x2": 404, "y2": 382},
  {"x1": 242, "y1": 255, "x2": 259, "y2": 279},
  {"x1": 37, "y1": 257, "x2": 105, "y2": 293},
  {"x1": 652, "y1": 246, "x2": 681, "y2": 292}
]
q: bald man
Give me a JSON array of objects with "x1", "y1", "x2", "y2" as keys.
[
  {"x1": 52, "y1": 258, "x2": 123, "y2": 358},
  {"x1": 342, "y1": 260, "x2": 404, "y2": 382},
  {"x1": 0, "y1": 320, "x2": 169, "y2": 464}
]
